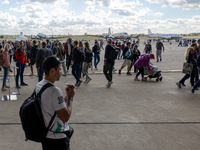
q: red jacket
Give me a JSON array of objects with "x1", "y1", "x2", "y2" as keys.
[{"x1": 15, "y1": 47, "x2": 27, "y2": 64}]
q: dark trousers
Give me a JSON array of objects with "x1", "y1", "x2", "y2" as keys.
[
  {"x1": 42, "y1": 138, "x2": 70, "y2": 150},
  {"x1": 66, "y1": 54, "x2": 72, "y2": 71},
  {"x1": 193, "y1": 79, "x2": 200, "y2": 90},
  {"x1": 15, "y1": 63, "x2": 26, "y2": 86},
  {"x1": 194, "y1": 67, "x2": 199, "y2": 83},
  {"x1": 179, "y1": 68, "x2": 195, "y2": 86},
  {"x1": 38, "y1": 67, "x2": 44, "y2": 82},
  {"x1": 130, "y1": 59, "x2": 138, "y2": 73},
  {"x1": 103, "y1": 63, "x2": 114, "y2": 82},
  {"x1": 136, "y1": 67, "x2": 144, "y2": 78},
  {"x1": 72, "y1": 62, "x2": 81, "y2": 84}
]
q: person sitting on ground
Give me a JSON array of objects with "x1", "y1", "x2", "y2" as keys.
[
  {"x1": 35, "y1": 56, "x2": 75, "y2": 150},
  {"x1": 176, "y1": 47, "x2": 196, "y2": 88},
  {"x1": 134, "y1": 54, "x2": 155, "y2": 81}
]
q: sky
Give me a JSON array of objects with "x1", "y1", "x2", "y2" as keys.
[{"x1": 0, "y1": 0, "x2": 200, "y2": 35}]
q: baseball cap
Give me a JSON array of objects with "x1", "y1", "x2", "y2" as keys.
[
  {"x1": 111, "y1": 41, "x2": 115, "y2": 44},
  {"x1": 149, "y1": 54, "x2": 155, "y2": 59},
  {"x1": 43, "y1": 56, "x2": 61, "y2": 70},
  {"x1": 107, "y1": 38, "x2": 112, "y2": 43}
]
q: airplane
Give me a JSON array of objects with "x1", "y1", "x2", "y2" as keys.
[
  {"x1": 31, "y1": 33, "x2": 70, "y2": 40},
  {"x1": 146, "y1": 29, "x2": 183, "y2": 40}
]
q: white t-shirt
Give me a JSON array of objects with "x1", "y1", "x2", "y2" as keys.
[{"x1": 35, "y1": 79, "x2": 69, "y2": 139}]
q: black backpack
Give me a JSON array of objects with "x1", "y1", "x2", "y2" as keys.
[
  {"x1": 76, "y1": 47, "x2": 85, "y2": 62},
  {"x1": 109, "y1": 44, "x2": 119, "y2": 60},
  {"x1": 19, "y1": 83, "x2": 56, "y2": 143}
]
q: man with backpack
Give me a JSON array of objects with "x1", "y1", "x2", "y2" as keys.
[
  {"x1": 35, "y1": 56, "x2": 75, "y2": 150},
  {"x1": 36, "y1": 42, "x2": 52, "y2": 82},
  {"x1": 29, "y1": 40, "x2": 38, "y2": 76},
  {"x1": 103, "y1": 38, "x2": 117, "y2": 88},
  {"x1": 118, "y1": 42, "x2": 132, "y2": 75},
  {"x1": 64, "y1": 38, "x2": 74, "y2": 73},
  {"x1": 71, "y1": 40, "x2": 84, "y2": 87}
]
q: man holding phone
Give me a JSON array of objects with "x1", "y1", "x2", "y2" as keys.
[{"x1": 35, "y1": 56, "x2": 75, "y2": 150}]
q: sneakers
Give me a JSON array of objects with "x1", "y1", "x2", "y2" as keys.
[
  {"x1": 106, "y1": 81, "x2": 113, "y2": 88},
  {"x1": 16, "y1": 85, "x2": 21, "y2": 89},
  {"x1": 86, "y1": 78, "x2": 92, "y2": 83},
  {"x1": 29, "y1": 73, "x2": 34, "y2": 76},
  {"x1": 84, "y1": 78, "x2": 92, "y2": 83},
  {"x1": 76, "y1": 80, "x2": 83, "y2": 87},
  {"x1": 181, "y1": 83, "x2": 186, "y2": 86},
  {"x1": 21, "y1": 83, "x2": 28, "y2": 86},
  {"x1": 134, "y1": 77, "x2": 140, "y2": 81},
  {"x1": 191, "y1": 87, "x2": 195, "y2": 93},
  {"x1": 1, "y1": 87, "x2": 7, "y2": 91},
  {"x1": 176, "y1": 82, "x2": 181, "y2": 88},
  {"x1": 127, "y1": 72, "x2": 132, "y2": 75},
  {"x1": 141, "y1": 78, "x2": 147, "y2": 81},
  {"x1": 5, "y1": 85, "x2": 9, "y2": 88},
  {"x1": 160, "y1": 58, "x2": 162, "y2": 61},
  {"x1": 118, "y1": 70, "x2": 121, "y2": 75}
]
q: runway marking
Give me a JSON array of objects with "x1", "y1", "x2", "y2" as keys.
[
  {"x1": 0, "y1": 121, "x2": 200, "y2": 125},
  {"x1": 0, "y1": 70, "x2": 182, "y2": 77}
]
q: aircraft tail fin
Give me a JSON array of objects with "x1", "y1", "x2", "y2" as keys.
[{"x1": 148, "y1": 29, "x2": 152, "y2": 34}]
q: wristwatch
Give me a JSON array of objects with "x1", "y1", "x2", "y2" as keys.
[{"x1": 67, "y1": 97, "x2": 73, "y2": 101}]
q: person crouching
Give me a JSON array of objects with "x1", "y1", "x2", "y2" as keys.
[{"x1": 134, "y1": 54, "x2": 155, "y2": 81}]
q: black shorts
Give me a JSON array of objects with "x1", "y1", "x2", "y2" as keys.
[
  {"x1": 42, "y1": 138, "x2": 70, "y2": 150},
  {"x1": 30, "y1": 59, "x2": 35, "y2": 65}
]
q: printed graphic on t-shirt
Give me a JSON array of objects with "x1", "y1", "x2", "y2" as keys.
[{"x1": 58, "y1": 96, "x2": 64, "y2": 104}]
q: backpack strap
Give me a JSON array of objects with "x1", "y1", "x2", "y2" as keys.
[{"x1": 36, "y1": 83, "x2": 53, "y2": 98}]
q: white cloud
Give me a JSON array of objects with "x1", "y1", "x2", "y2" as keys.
[
  {"x1": 2, "y1": 0, "x2": 9, "y2": 4},
  {"x1": 85, "y1": 0, "x2": 110, "y2": 7},
  {"x1": 10, "y1": 4, "x2": 43, "y2": 13},
  {"x1": 146, "y1": 0, "x2": 200, "y2": 10},
  {"x1": 86, "y1": 6, "x2": 95, "y2": 11},
  {"x1": 154, "y1": 12, "x2": 163, "y2": 17}
]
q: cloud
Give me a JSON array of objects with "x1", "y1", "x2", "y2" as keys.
[
  {"x1": 85, "y1": 0, "x2": 110, "y2": 7},
  {"x1": 86, "y1": 6, "x2": 95, "y2": 11},
  {"x1": 146, "y1": 0, "x2": 200, "y2": 10},
  {"x1": 154, "y1": 12, "x2": 163, "y2": 17},
  {"x1": 10, "y1": 4, "x2": 43, "y2": 13},
  {"x1": 2, "y1": 0, "x2": 9, "y2": 4},
  {"x1": 17, "y1": 0, "x2": 69, "y2": 6}
]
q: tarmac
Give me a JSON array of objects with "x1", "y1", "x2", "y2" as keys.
[{"x1": 0, "y1": 40, "x2": 200, "y2": 150}]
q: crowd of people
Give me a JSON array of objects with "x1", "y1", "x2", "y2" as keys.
[
  {"x1": 0, "y1": 37, "x2": 169, "y2": 91},
  {"x1": 1, "y1": 37, "x2": 200, "y2": 149}
]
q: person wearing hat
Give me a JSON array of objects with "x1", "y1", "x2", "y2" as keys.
[
  {"x1": 134, "y1": 54, "x2": 155, "y2": 81},
  {"x1": 36, "y1": 41, "x2": 52, "y2": 82},
  {"x1": 35, "y1": 56, "x2": 75, "y2": 150}
]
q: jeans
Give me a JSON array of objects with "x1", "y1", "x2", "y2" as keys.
[
  {"x1": 2, "y1": 66, "x2": 9, "y2": 87},
  {"x1": 72, "y1": 62, "x2": 81, "y2": 84},
  {"x1": 82, "y1": 62, "x2": 91, "y2": 81},
  {"x1": 145, "y1": 51, "x2": 151, "y2": 54},
  {"x1": 156, "y1": 49, "x2": 162, "y2": 61},
  {"x1": 94, "y1": 54, "x2": 100, "y2": 69},
  {"x1": 194, "y1": 67, "x2": 199, "y2": 83},
  {"x1": 103, "y1": 63, "x2": 114, "y2": 82},
  {"x1": 61, "y1": 60, "x2": 67, "y2": 75},
  {"x1": 120, "y1": 50, "x2": 123, "y2": 58},
  {"x1": 38, "y1": 67, "x2": 44, "y2": 82},
  {"x1": 117, "y1": 51, "x2": 121, "y2": 59},
  {"x1": 193, "y1": 79, "x2": 200, "y2": 90},
  {"x1": 15, "y1": 63, "x2": 26, "y2": 86}
]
